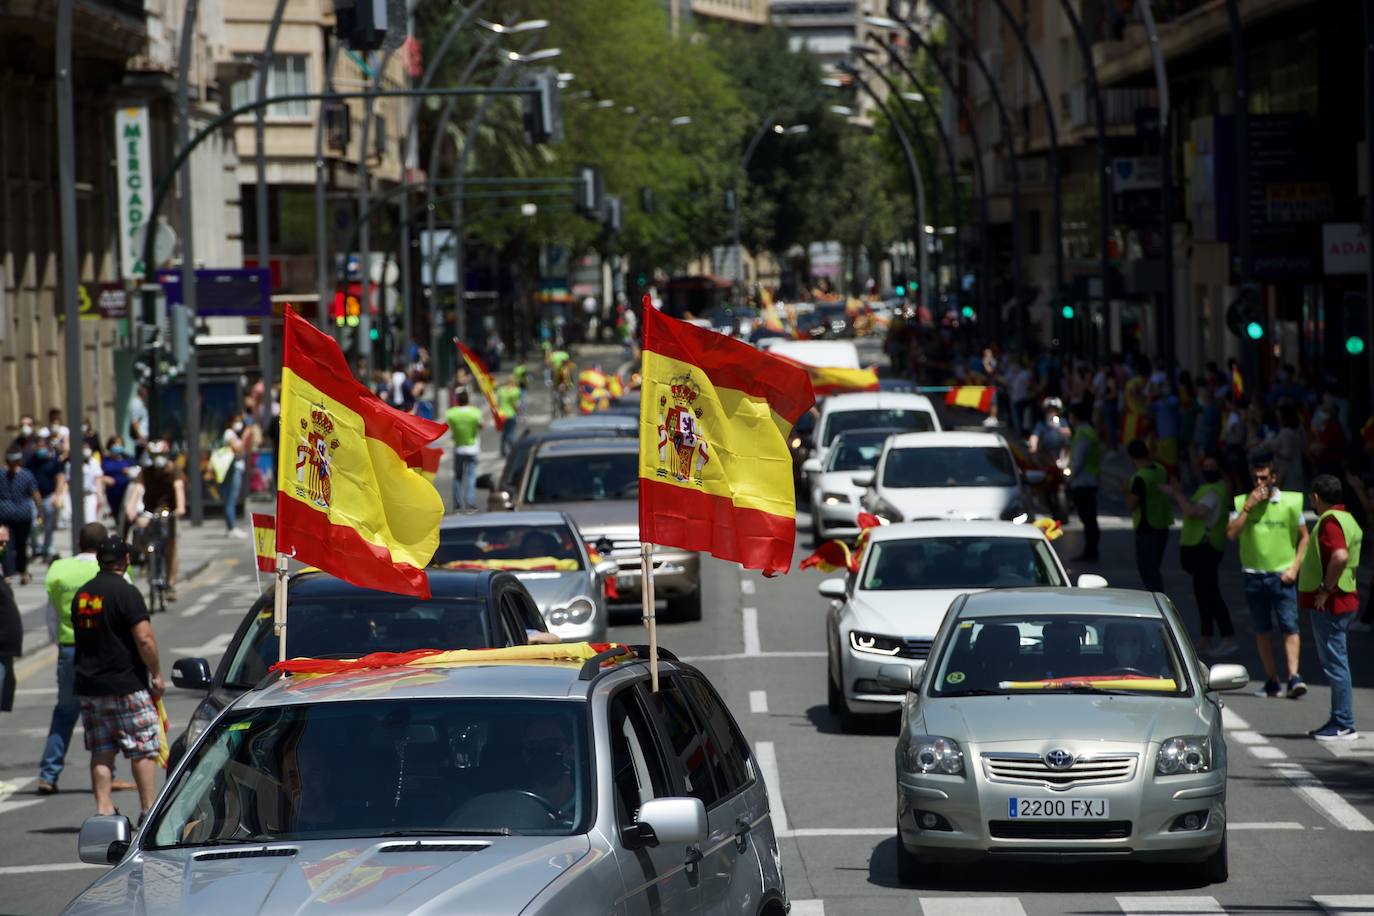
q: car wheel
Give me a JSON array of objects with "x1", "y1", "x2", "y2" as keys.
[
  {"x1": 666, "y1": 587, "x2": 703, "y2": 623},
  {"x1": 1195, "y1": 832, "x2": 1228, "y2": 884},
  {"x1": 827, "y1": 659, "x2": 856, "y2": 732},
  {"x1": 811, "y1": 512, "x2": 823, "y2": 548},
  {"x1": 895, "y1": 828, "x2": 940, "y2": 886}
]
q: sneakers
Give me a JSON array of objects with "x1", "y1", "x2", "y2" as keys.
[
  {"x1": 1211, "y1": 638, "x2": 1239, "y2": 658},
  {"x1": 35, "y1": 780, "x2": 57, "y2": 796},
  {"x1": 1256, "y1": 678, "x2": 1281, "y2": 698},
  {"x1": 1310, "y1": 723, "x2": 1359, "y2": 741},
  {"x1": 1286, "y1": 675, "x2": 1308, "y2": 699},
  {"x1": 227, "y1": 528, "x2": 247, "y2": 540}
]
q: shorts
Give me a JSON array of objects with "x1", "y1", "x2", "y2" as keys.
[
  {"x1": 80, "y1": 690, "x2": 161, "y2": 759},
  {"x1": 1243, "y1": 572, "x2": 1299, "y2": 635}
]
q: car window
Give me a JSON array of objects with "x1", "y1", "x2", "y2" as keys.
[
  {"x1": 148, "y1": 698, "x2": 592, "y2": 845},
  {"x1": 646, "y1": 678, "x2": 721, "y2": 808},
  {"x1": 827, "y1": 434, "x2": 890, "y2": 471},
  {"x1": 860, "y1": 537, "x2": 1065, "y2": 591},
  {"x1": 881, "y1": 446, "x2": 1017, "y2": 488},
  {"x1": 433, "y1": 523, "x2": 585, "y2": 570},
  {"x1": 500, "y1": 440, "x2": 535, "y2": 491},
  {"x1": 608, "y1": 687, "x2": 671, "y2": 832},
  {"x1": 929, "y1": 614, "x2": 1189, "y2": 697},
  {"x1": 680, "y1": 676, "x2": 754, "y2": 797},
  {"x1": 821, "y1": 408, "x2": 934, "y2": 446},
  {"x1": 223, "y1": 597, "x2": 490, "y2": 688},
  {"x1": 525, "y1": 452, "x2": 639, "y2": 503}
]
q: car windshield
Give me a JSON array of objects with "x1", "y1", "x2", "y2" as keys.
[
  {"x1": 860, "y1": 537, "x2": 1065, "y2": 590},
  {"x1": 147, "y1": 698, "x2": 591, "y2": 846},
  {"x1": 224, "y1": 598, "x2": 491, "y2": 689},
  {"x1": 882, "y1": 446, "x2": 1017, "y2": 488},
  {"x1": 827, "y1": 433, "x2": 891, "y2": 471},
  {"x1": 525, "y1": 452, "x2": 639, "y2": 503},
  {"x1": 433, "y1": 524, "x2": 584, "y2": 571},
  {"x1": 929, "y1": 615, "x2": 1189, "y2": 696},
  {"x1": 822, "y1": 408, "x2": 933, "y2": 446}
]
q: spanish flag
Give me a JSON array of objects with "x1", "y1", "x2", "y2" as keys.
[
  {"x1": 772, "y1": 353, "x2": 879, "y2": 396},
  {"x1": 640, "y1": 307, "x2": 815, "y2": 574},
  {"x1": 278, "y1": 310, "x2": 447, "y2": 598},
  {"x1": 455, "y1": 340, "x2": 506, "y2": 431},
  {"x1": 944, "y1": 385, "x2": 995, "y2": 412}
]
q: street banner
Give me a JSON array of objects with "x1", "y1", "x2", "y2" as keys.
[
  {"x1": 454, "y1": 340, "x2": 506, "y2": 431},
  {"x1": 114, "y1": 104, "x2": 152, "y2": 279},
  {"x1": 772, "y1": 353, "x2": 879, "y2": 396},
  {"x1": 251, "y1": 513, "x2": 276, "y2": 573},
  {"x1": 277, "y1": 309, "x2": 447, "y2": 599},
  {"x1": 638, "y1": 305, "x2": 815, "y2": 575}
]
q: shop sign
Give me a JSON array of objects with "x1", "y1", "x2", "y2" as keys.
[
  {"x1": 1323, "y1": 223, "x2": 1369, "y2": 275},
  {"x1": 115, "y1": 105, "x2": 152, "y2": 279}
]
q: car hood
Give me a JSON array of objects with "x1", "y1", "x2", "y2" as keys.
[
  {"x1": 919, "y1": 694, "x2": 1208, "y2": 746},
  {"x1": 66, "y1": 835, "x2": 592, "y2": 915},
  {"x1": 511, "y1": 571, "x2": 591, "y2": 612},
  {"x1": 536, "y1": 501, "x2": 638, "y2": 540},
  {"x1": 882, "y1": 486, "x2": 1016, "y2": 520},
  {"x1": 848, "y1": 589, "x2": 974, "y2": 637}
]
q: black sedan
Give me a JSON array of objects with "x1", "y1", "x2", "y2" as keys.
[{"x1": 167, "y1": 569, "x2": 548, "y2": 767}]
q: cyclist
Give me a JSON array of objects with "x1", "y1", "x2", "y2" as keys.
[{"x1": 125, "y1": 441, "x2": 186, "y2": 602}]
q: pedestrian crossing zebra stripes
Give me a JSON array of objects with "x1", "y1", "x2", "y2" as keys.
[{"x1": 785, "y1": 895, "x2": 1374, "y2": 915}]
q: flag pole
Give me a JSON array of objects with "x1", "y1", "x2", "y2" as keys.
[
  {"x1": 273, "y1": 551, "x2": 289, "y2": 663},
  {"x1": 641, "y1": 542, "x2": 658, "y2": 692}
]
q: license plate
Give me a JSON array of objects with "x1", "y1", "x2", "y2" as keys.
[{"x1": 1007, "y1": 797, "x2": 1109, "y2": 819}]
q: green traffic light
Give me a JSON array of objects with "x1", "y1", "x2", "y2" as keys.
[
  {"x1": 1245, "y1": 321, "x2": 1264, "y2": 340},
  {"x1": 335, "y1": 316, "x2": 345, "y2": 327},
  {"x1": 894, "y1": 285, "x2": 906, "y2": 297},
  {"x1": 1347, "y1": 336, "x2": 1367, "y2": 356},
  {"x1": 369, "y1": 328, "x2": 379, "y2": 341},
  {"x1": 1060, "y1": 304, "x2": 1075, "y2": 320},
  {"x1": 961, "y1": 305, "x2": 975, "y2": 318},
  {"x1": 347, "y1": 315, "x2": 360, "y2": 327}
]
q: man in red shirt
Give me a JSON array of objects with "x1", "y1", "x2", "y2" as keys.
[{"x1": 1298, "y1": 475, "x2": 1363, "y2": 741}]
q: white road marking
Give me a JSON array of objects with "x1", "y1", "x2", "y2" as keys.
[
  {"x1": 749, "y1": 690, "x2": 768, "y2": 714},
  {"x1": 679, "y1": 651, "x2": 825, "y2": 663},
  {"x1": 171, "y1": 632, "x2": 234, "y2": 657},
  {"x1": 754, "y1": 741, "x2": 789, "y2": 836},
  {"x1": 742, "y1": 607, "x2": 760, "y2": 656},
  {"x1": 1115, "y1": 897, "x2": 1224, "y2": 915},
  {"x1": 921, "y1": 898, "x2": 1026, "y2": 916},
  {"x1": 787, "y1": 827, "x2": 893, "y2": 837},
  {"x1": 14, "y1": 687, "x2": 57, "y2": 696},
  {"x1": 1229, "y1": 821, "x2": 1304, "y2": 830},
  {"x1": 182, "y1": 593, "x2": 216, "y2": 618},
  {"x1": 1247, "y1": 745, "x2": 1287, "y2": 760},
  {"x1": 790, "y1": 901, "x2": 824, "y2": 916},
  {"x1": 0, "y1": 863, "x2": 106, "y2": 875},
  {"x1": 0, "y1": 778, "x2": 34, "y2": 803},
  {"x1": 1270, "y1": 761, "x2": 1374, "y2": 831},
  {"x1": 1316, "y1": 896, "x2": 1374, "y2": 914},
  {"x1": 740, "y1": 579, "x2": 755, "y2": 595},
  {"x1": 1229, "y1": 730, "x2": 1268, "y2": 744},
  {"x1": 1220, "y1": 706, "x2": 1250, "y2": 730}
]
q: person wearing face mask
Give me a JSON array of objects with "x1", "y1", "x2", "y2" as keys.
[
  {"x1": 1164, "y1": 454, "x2": 1237, "y2": 657},
  {"x1": 220, "y1": 414, "x2": 247, "y2": 539},
  {"x1": 26, "y1": 436, "x2": 67, "y2": 564},
  {"x1": 101, "y1": 439, "x2": 136, "y2": 536},
  {"x1": 0, "y1": 450, "x2": 41, "y2": 584},
  {"x1": 124, "y1": 441, "x2": 185, "y2": 600},
  {"x1": 6, "y1": 415, "x2": 37, "y2": 464},
  {"x1": 80, "y1": 444, "x2": 105, "y2": 526}
]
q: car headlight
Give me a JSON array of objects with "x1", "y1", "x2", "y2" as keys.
[
  {"x1": 549, "y1": 597, "x2": 595, "y2": 627},
  {"x1": 867, "y1": 497, "x2": 903, "y2": 523},
  {"x1": 849, "y1": 630, "x2": 902, "y2": 656},
  {"x1": 1156, "y1": 736, "x2": 1212, "y2": 775},
  {"x1": 904, "y1": 735, "x2": 965, "y2": 776},
  {"x1": 822, "y1": 492, "x2": 849, "y2": 505}
]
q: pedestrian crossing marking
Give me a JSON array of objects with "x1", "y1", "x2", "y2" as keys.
[
  {"x1": 920, "y1": 897, "x2": 1026, "y2": 915},
  {"x1": 1315, "y1": 896, "x2": 1374, "y2": 914},
  {"x1": 790, "y1": 901, "x2": 824, "y2": 916},
  {"x1": 1116, "y1": 897, "x2": 1224, "y2": 915}
]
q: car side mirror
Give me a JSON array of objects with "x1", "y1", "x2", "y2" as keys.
[
  {"x1": 1206, "y1": 663, "x2": 1250, "y2": 692},
  {"x1": 818, "y1": 578, "x2": 846, "y2": 599},
  {"x1": 594, "y1": 559, "x2": 619, "y2": 577},
  {"x1": 170, "y1": 657, "x2": 212, "y2": 691},
  {"x1": 1022, "y1": 469, "x2": 1047, "y2": 486},
  {"x1": 78, "y1": 814, "x2": 131, "y2": 865},
  {"x1": 630, "y1": 797, "x2": 707, "y2": 848},
  {"x1": 850, "y1": 471, "x2": 874, "y2": 487},
  {"x1": 475, "y1": 473, "x2": 494, "y2": 491},
  {"x1": 876, "y1": 662, "x2": 923, "y2": 692},
  {"x1": 1076, "y1": 574, "x2": 1109, "y2": 589},
  {"x1": 801, "y1": 458, "x2": 822, "y2": 474}
]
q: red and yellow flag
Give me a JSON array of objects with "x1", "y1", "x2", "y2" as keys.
[
  {"x1": 944, "y1": 385, "x2": 995, "y2": 412},
  {"x1": 772, "y1": 353, "x2": 879, "y2": 396},
  {"x1": 639, "y1": 307, "x2": 815, "y2": 574},
  {"x1": 250, "y1": 512, "x2": 276, "y2": 573},
  {"x1": 278, "y1": 310, "x2": 448, "y2": 598},
  {"x1": 455, "y1": 340, "x2": 506, "y2": 431}
]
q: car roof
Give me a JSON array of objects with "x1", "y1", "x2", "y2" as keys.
[
  {"x1": 288, "y1": 569, "x2": 496, "y2": 601},
  {"x1": 439, "y1": 511, "x2": 572, "y2": 530},
  {"x1": 819, "y1": 391, "x2": 936, "y2": 413},
  {"x1": 535, "y1": 437, "x2": 638, "y2": 456},
  {"x1": 766, "y1": 339, "x2": 860, "y2": 368},
  {"x1": 547, "y1": 414, "x2": 638, "y2": 433},
  {"x1": 885, "y1": 430, "x2": 1006, "y2": 448},
  {"x1": 958, "y1": 587, "x2": 1164, "y2": 619},
  {"x1": 831, "y1": 426, "x2": 908, "y2": 442},
  {"x1": 867, "y1": 520, "x2": 1050, "y2": 543}
]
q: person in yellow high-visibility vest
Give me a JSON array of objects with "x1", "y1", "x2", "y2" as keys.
[
  {"x1": 1123, "y1": 439, "x2": 1173, "y2": 593},
  {"x1": 1164, "y1": 454, "x2": 1236, "y2": 657}
]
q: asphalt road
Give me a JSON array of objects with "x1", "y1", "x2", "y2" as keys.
[{"x1": 3, "y1": 348, "x2": 1373, "y2": 914}]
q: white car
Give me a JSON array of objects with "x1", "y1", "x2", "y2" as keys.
[
  {"x1": 809, "y1": 392, "x2": 942, "y2": 490},
  {"x1": 803, "y1": 427, "x2": 902, "y2": 541},
  {"x1": 764, "y1": 338, "x2": 860, "y2": 368},
  {"x1": 820, "y1": 521, "x2": 1107, "y2": 730},
  {"x1": 858, "y1": 430, "x2": 1039, "y2": 524}
]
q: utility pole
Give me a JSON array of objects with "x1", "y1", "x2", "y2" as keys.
[
  {"x1": 56, "y1": 0, "x2": 85, "y2": 548},
  {"x1": 177, "y1": 0, "x2": 204, "y2": 525}
]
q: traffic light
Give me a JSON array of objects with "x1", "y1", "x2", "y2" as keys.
[
  {"x1": 522, "y1": 68, "x2": 563, "y2": 145},
  {"x1": 1060, "y1": 304, "x2": 1075, "y2": 320},
  {"x1": 1341, "y1": 293, "x2": 1367, "y2": 356},
  {"x1": 961, "y1": 305, "x2": 975, "y2": 319},
  {"x1": 573, "y1": 165, "x2": 603, "y2": 218},
  {"x1": 332, "y1": 289, "x2": 362, "y2": 327},
  {"x1": 1225, "y1": 287, "x2": 1264, "y2": 341},
  {"x1": 893, "y1": 273, "x2": 908, "y2": 299},
  {"x1": 604, "y1": 195, "x2": 623, "y2": 233},
  {"x1": 168, "y1": 303, "x2": 194, "y2": 369}
]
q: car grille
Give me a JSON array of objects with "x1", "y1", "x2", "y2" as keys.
[
  {"x1": 981, "y1": 753, "x2": 1137, "y2": 788},
  {"x1": 895, "y1": 638, "x2": 932, "y2": 660},
  {"x1": 989, "y1": 820, "x2": 1132, "y2": 840}
]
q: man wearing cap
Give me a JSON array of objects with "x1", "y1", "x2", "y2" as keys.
[{"x1": 73, "y1": 537, "x2": 163, "y2": 820}]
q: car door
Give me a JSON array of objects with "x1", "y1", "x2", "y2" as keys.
[{"x1": 608, "y1": 683, "x2": 700, "y2": 916}]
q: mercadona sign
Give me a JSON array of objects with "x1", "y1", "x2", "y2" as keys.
[{"x1": 115, "y1": 105, "x2": 152, "y2": 280}]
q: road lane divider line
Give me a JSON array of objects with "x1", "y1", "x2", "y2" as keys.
[
  {"x1": 1115, "y1": 896, "x2": 1224, "y2": 914},
  {"x1": 14, "y1": 687, "x2": 57, "y2": 696},
  {"x1": 787, "y1": 827, "x2": 893, "y2": 837},
  {"x1": 921, "y1": 898, "x2": 1027, "y2": 916},
  {"x1": 740, "y1": 579, "x2": 755, "y2": 595},
  {"x1": 1247, "y1": 745, "x2": 1286, "y2": 760},
  {"x1": 790, "y1": 901, "x2": 824, "y2": 916},
  {"x1": 1229, "y1": 821, "x2": 1304, "y2": 829},
  {"x1": 1315, "y1": 896, "x2": 1374, "y2": 914},
  {"x1": 1270, "y1": 761, "x2": 1374, "y2": 831},
  {"x1": 680, "y1": 651, "x2": 825, "y2": 662},
  {"x1": 182, "y1": 593, "x2": 216, "y2": 618},
  {"x1": 171, "y1": 632, "x2": 234, "y2": 658},
  {"x1": 749, "y1": 690, "x2": 768, "y2": 714},
  {"x1": 742, "y1": 607, "x2": 760, "y2": 656},
  {"x1": 1220, "y1": 707, "x2": 1250, "y2": 730},
  {"x1": 0, "y1": 863, "x2": 106, "y2": 875},
  {"x1": 754, "y1": 741, "x2": 789, "y2": 836}
]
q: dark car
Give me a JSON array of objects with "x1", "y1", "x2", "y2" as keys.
[
  {"x1": 167, "y1": 569, "x2": 548, "y2": 767},
  {"x1": 481, "y1": 426, "x2": 637, "y2": 511}
]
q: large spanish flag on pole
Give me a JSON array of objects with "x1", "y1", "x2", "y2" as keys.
[
  {"x1": 639, "y1": 306, "x2": 815, "y2": 574},
  {"x1": 278, "y1": 310, "x2": 448, "y2": 599},
  {"x1": 454, "y1": 340, "x2": 506, "y2": 431},
  {"x1": 770, "y1": 353, "x2": 879, "y2": 396}
]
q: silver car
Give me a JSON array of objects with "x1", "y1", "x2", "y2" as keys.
[
  {"x1": 67, "y1": 648, "x2": 787, "y2": 915},
  {"x1": 883, "y1": 587, "x2": 1248, "y2": 885},
  {"x1": 435, "y1": 511, "x2": 615, "y2": 641}
]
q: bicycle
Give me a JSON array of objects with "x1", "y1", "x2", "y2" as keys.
[{"x1": 133, "y1": 508, "x2": 174, "y2": 614}]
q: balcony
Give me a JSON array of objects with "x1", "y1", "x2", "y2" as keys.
[{"x1": 1062, "y1": 86, "x2": 1158, "y2": 132}]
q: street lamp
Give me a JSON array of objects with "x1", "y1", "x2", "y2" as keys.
[
  {"x1": 773, "y1": 123, "x2": 809, "y2": 136},
  {"x1": 507, "y1": 48, "x2": 562, "y2": 64},
  {"x1": 829, "y1": 104, "x2": 856, "y2": 117},
  {"x1": 477, "y1": 17, "x2": 550, "y2": 34},
  {"x1": 669, "y1": 115, "x2": 693, "y2": 127},
  {"x1": 732, "y1": 107, "x2": 811, "y2": 303}
]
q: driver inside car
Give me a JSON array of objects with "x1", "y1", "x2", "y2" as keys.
[
  {"x1": 1102, "y1": 621, "x2": 1156, "y2": 675},
  {"x1": 521, "y1": 716, "x2": 577, "y2": 822}
]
